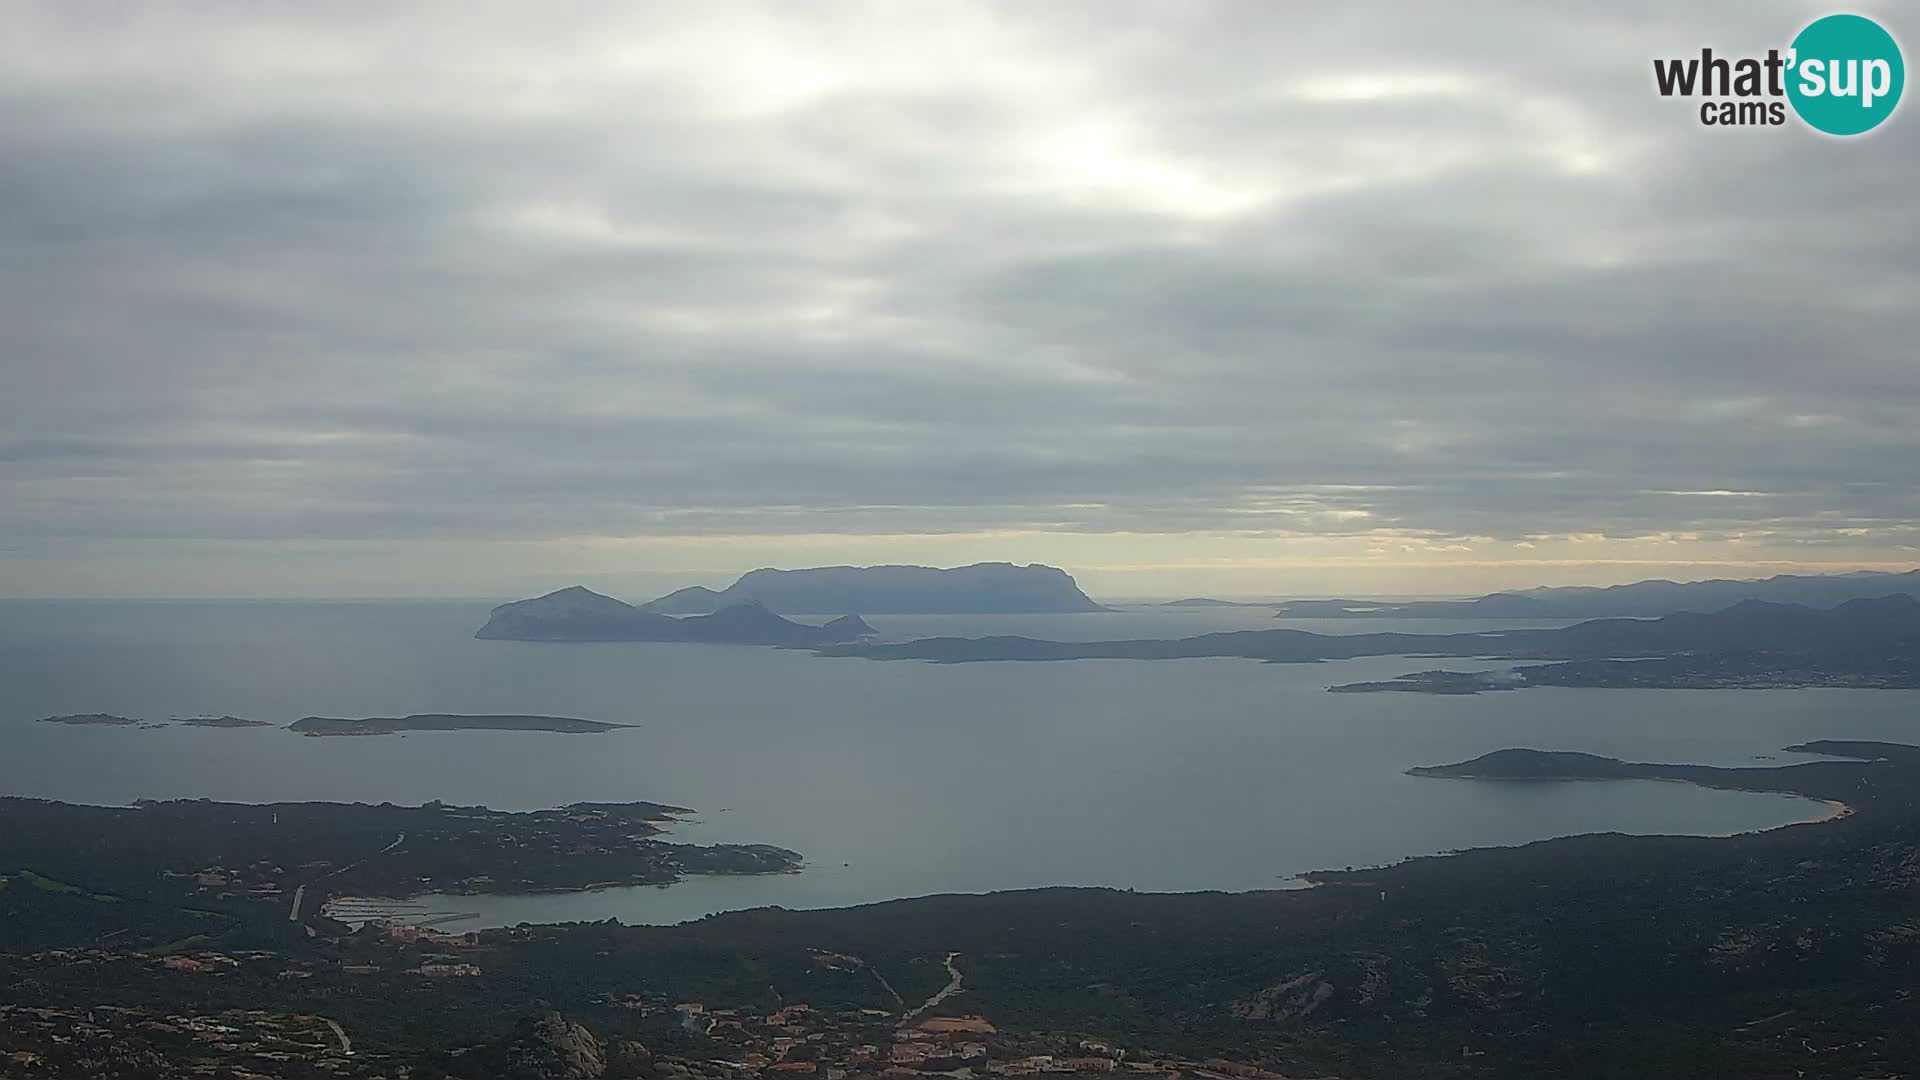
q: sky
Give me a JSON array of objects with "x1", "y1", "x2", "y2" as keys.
[{"x1": 2, "y1": 1, "x2": 1916, "y2": 601}]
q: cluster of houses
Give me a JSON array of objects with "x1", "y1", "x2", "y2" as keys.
[
  {"x1": 643, "y1": 999, "x2": 1301, "y2": 1080},
  {"x1": 0, "y1": 1003, "x2": 359, "y2": 1075},
  {"x1": 173, "y1": 860, "x2": 297, "y2": 903}
]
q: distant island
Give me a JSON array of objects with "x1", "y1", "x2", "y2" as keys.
[
  {"x1": 1274, "y1": 566, "x2": 1920, "y2": 619},
  {"x1": 1410, "y1": 747, "x2": 1648, "y2": 780},
  {"x1": 1328, "y1": 670, "x2": 1525, "y2": 694},
  {"x1": 640, "y1": 561, "x2": 1108, "y2": 614},
  {"x1": 173, "y1": 714, "x2": 273, "y2": 728},
  {"x1": 475, "y1": 585, "x2": 878, "y2": 644},
  {"x1": 1159, "y1": 597, "x2": 1272, "y2": 608},
  {"x1": 39, "y1": 713, "x2": 272, "y2": 729},
  {"x1": 38, "y1": 713, "x2": 142, "y2": 726},
  {"x1": 289, "y1": 714, "x2": 632, "y2": 736},
  {"x1": 826, "y1": 594, "x2": 1920, "y2": 691}
]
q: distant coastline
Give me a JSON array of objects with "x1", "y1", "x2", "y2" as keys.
[
  {"x1": 826, "y1": 595, "x2": 1920, "y2": 693},
  {"x1": 34, "y1": 712, "x2": 630, "y2": 736},
  {"x1": 1275, "y1": 567, "x2": 1920, "y2": 620}
]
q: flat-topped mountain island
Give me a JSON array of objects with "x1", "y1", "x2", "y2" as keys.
[{"x1": 640, "y1": 561, "x2": 1108, "y2": 614}]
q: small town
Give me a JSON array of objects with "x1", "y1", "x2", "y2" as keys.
[
  {"x1": 634, "y1": 996, "x2": 1309, "y2": 1080},
  {"x1": 0, "y1": 933, "x2": 1318, "y2": 1080}
]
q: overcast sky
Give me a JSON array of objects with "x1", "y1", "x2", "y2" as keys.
[{"x1": 2, "y1": 2, "x2": 1915, "y2": 600}]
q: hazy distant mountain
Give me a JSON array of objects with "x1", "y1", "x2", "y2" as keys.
[
  {"x1": 640, "y1": 562, "x2": 1108, "y2": 614},
  {"x1": 1273, "y1": 569, "x2": 1920, "y2": 619},
  {"x1": 1519, "y1": 569, "x2": 1920, "y2": 615},
  {"x1": 643, "y1": 584, "x2": 727, "y2": 613},
  {"x1": 475, "y1": 586, "x2": 878, "y2": 645}
]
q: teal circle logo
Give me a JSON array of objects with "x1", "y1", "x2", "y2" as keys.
[{"x1": 1787, "y1": 14, "x2": 1904, "y2": 135}]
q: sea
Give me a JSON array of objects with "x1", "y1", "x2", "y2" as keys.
[{"x1": 2, "y1": 599, "x2": 1910, "y2": 927}]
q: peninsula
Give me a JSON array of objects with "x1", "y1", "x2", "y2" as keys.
[
  {"x1": 1405, "y1": 745, "x2": 1879, "y2": 802},
  {"x1": 288, "y1": 713, "x2": 632, "y2": 736},
  {"x1": 641, "y1": 561, "x2": 1108, "y2": 614},
  {"x1": 0, "y1": 796, "x2": 799, "y2": 909}
]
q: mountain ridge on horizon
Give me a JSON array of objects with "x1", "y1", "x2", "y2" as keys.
[
  {"x1": 828, "y1": 591, "x2": 1920, "y2": 668},
  {"x1": 1263, "y1": 567, "x2": 1920, "y2": 619},
  {"x1": 474, "y1": 585, "x2": 877, "y2": 645}
]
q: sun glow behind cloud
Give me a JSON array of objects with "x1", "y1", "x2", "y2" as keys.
[{"x1": 1, "y1": 1, "x2": 1916, "y2": 597}]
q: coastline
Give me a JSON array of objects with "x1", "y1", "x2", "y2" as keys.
[{"x1": 1807, "y1": 798, "x2": 1854, "y2": 824}]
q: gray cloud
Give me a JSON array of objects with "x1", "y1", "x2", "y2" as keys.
[{"x1": 1, "y1": 1, "x2": 1916, "y2": 594}]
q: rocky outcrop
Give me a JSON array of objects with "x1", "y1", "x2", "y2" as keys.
[
  {"x1": 502, "y1": 1013, "x2": 607, "y2": 1080},
  {"x1": 1228, "y1": 972, "x2": 1335, "y2": 1023},
  {"x1": 607, "y1": 1039, "x2": 654, "y2": 1079}
]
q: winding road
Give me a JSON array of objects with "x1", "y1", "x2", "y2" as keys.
[
  {"x1": 323, "y1": 1017, "x2": 352, "y2": 1056},
  {"x1": 905, "y1": 952, "x2": 963, "y2": 1019}
]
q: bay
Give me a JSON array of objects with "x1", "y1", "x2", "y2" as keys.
[{"x1": 0, "y1": 599, "x2": 1893, "y2": 926}]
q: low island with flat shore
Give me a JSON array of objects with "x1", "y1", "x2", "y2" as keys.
[
  {"x1": 36, "y1": 712, "x2": 631, "y2": 735},
  {"x1": 288, "y1": 713, "x2": 632, "y2": 736},
  {"x1": 38, "y1": 713, "x2": 274, "y2": 729},
  {"x1": 37, "y1": 713, "x2": 144, "y2": 726},
  {"x1": 173, "y1": 714, "x2": 274, "y2": 728}
]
